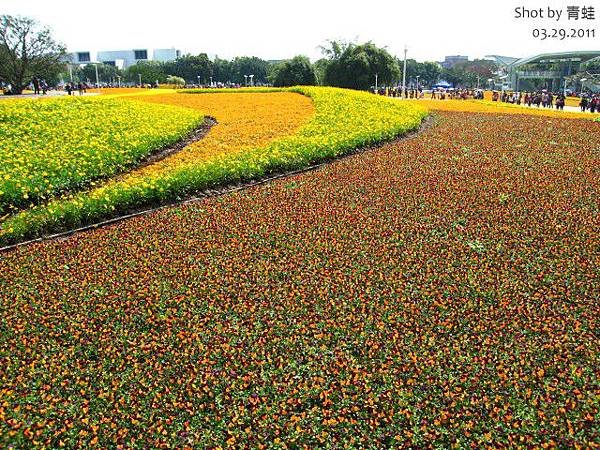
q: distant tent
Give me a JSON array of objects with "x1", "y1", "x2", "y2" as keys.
[{"x1": 432, "y1": 81, "x2": 453, "y2": 89}]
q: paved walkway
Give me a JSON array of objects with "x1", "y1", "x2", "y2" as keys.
[
  {"x1": 397, "y1": 97, "x2": 596, "y2": 115},
  {"x1": 0, "y1": 91, "x2": 99, "y2": 100}
]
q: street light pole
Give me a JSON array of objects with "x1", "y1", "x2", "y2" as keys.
[
  {"x1": 138, "y1": 73, "x2": 142, "y2": 86},
  {"x1": 244, "y1": 75, "x2": 248, "y2": 86},
  {"x1": 249, "y1": 74, "x2": 254, "y2": 86},
  {"x1": 402, "y1": 45, "x2": 407, "y2": 94},
  {"x1": 94, "y1": 64, "x2": 99, "y2": 88},
  {"x1": 375, "y1": 73, "x2": 378, "y2": 91},
  {"x1": 416, "y1": 75, "x2": 420, "y2": 90},
  {"x1": 197, "y1": 75, "x2": 200, "y2": 86}
]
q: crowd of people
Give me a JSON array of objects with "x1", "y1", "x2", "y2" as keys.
[
  {"x1": 430, "y1": 89, "x2": 484, "y2": 100},
  {"x1": 373, "y1": 87, "x2": 423, "y2": 98},
  {"x1": 372, "y1": 84, "x2": 600, "y2": 113},
  {"x1": 491, "y1": 90, "x2": 600, "y2": 112},
  {"x1": 492, "y1": 90, "x2": 567, "y2": 109},
  {"x1": 31, "y1": 77, "x2": 50, "y2": 95},
  {"x1": 63, "y1": 82, "x2": 89, "y2": 95},
  {"x1": 578, "y1": 94, "x2": 600, "y2": 113}
]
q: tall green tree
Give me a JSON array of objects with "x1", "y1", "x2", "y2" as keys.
[
  {"x1": 76, "y1": 63, "x2": 122, "y2": 85},
  {"x1": 322, "y1": 41, "x2": 400, "y2": 90},
  {"x1": 212, "y1": 56, "x2": 234, "y2": 84},
  {"x1": 269, "y1": 55, "x2": 316, "y2": 87},
  {"x1": 313, "y1": 58, "x2": 329, "y2": 86},
  {"x1": 125, "y1": 61, "x2": 167, "y2": 85},
  {"x1": 231, "y1": 56, "x2": 270, "y2": 85},
  {"x1": 398, "y1": 59, "x2": 442, "y2": 88},
  {"x1": 163, "y1": 53, "x2": 212, "y2": 84},
  {"x1": 0, "y1": 15, "x2": 66, "y2": 94}
]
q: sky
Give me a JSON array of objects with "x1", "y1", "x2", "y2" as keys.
[{"x1": 3, "y1": 0, "x2": 599, "y2": 62}]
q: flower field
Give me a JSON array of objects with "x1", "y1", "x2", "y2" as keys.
[
  {"x1": 0, "y1": 88, "x2": 426, "y2": 245},
  {"x1": 0, "y1": 109, "x2": 598, "y2": 448},
  {"x1": 0, "y1": 96, "x2": 203, "y2": 215}
]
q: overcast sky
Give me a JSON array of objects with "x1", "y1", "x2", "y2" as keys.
[{"x1": 4, "y1": 0, "x2": 599, "y2": 61}]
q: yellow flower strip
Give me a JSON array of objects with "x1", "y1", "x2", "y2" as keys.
[{"x1": 0, "y1": 96, "x2": 203, "y2": 215}]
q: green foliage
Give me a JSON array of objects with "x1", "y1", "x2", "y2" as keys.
[
  {"x1": 231, "y1": 56, "x2": 271, "y2": 84},
  {"x1": 125, "y1": 61, "x2": 167, "y2": 84},
  {"x1": 166, "y1": 75, "x2": 185, "y2": 87},
  {"x1": 270, "y1": 56, "x2": 316, "y2": 87},
  {"x1": 441, "y1": 59, "x2": 498, "y2": 88},
  {"x1": 76, "y1": 63, "x2": 122, "y2": 85},
  {"x1": 322, "y1": 41, "x2": 400, "y2": 90},
  {"x1": 163, "y1": 53, "x2": 212, "y2": 84},
  {"x1": 313, "y1": 58, "x2": 329, "y2": 85},
  {"x1": 582, "y1": 57, "x2": 600, "y2": 72},
  {"x1": 212, "y1": 56, "x2": 234, "y2": 83},
  {"x1": 403, "y1": 59, "x2": 442, "y2": 87},
  {"x1": 0, "y1": 15, "x2": 67, "y2": 94}
]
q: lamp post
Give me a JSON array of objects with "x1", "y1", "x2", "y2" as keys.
[
  {"x1": 375, "y1": 73, "x2": 378, "y2": 91},
  {"x1": 210, "y1": 76, "x2": 213, "y2": 87},
  {"x1": 402, "y1": 45, "x2": 407, "y2": 94},
  {"x1": 249, "y1": 74, "x2": 254, "y2": 86},
  {"x1": 94, "y1": 64, "x2": 99, "y2": 88},
  {"x1": 117, "y1": 75, "x2": 121, "y2": 88},
  {"x1": 416, "y1": 75, "x2": 420, "y2": 90},
  {"x1": 138, "y1": 73, "x2": 142, "y2": 87},
  {"x1": 244, "y1": 75, "x2": 248, "y2": 86},
  {"x1": 197, "y1": 75, "x2": 201, "y2": 87}
]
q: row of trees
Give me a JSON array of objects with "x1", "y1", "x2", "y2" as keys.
[{"x1": 1, "y1": 14, "x2": 500, "y2": 94}]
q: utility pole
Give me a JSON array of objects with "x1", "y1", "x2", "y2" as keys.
[{"x1": 402, "y1": 45, "x2": 408, "y2": 95}]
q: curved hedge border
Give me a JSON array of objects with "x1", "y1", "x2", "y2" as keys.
[{"x1": 0, "y1": 87, "x2": 427, "y2": 245}]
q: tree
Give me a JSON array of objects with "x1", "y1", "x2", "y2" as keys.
[
  {"x1": 76, "y1": 63, "x2": 121, "y2": 85},
  {"x1": 125, "y1": 61, "x2": 167, "y2": 85},
  {"x1": 399, "y1": 59, "x2": 442, "y2": 88},
  {"x1": 166, "y1": 75, "x2": 185, "y2": 87},
  {"x1": 313, "y1": 58, "x2": 329, "y2": 86},
  {"x1": 212, "y1": 56, "x2": 234, "y2": 84},
  {"x1": 270, "y1": 56, "x2": 316, "y2": 87},
  {"x1": 163, "y1": 53, "x2": 212, "y2": 84},
  {"x1": 0, "y1": 15, "x2": 66, "y2": 94},
  {"x1": 440, "y1": 59, "x2": 498, "y2": 88},
  {"x1": 231, "y1": 56, "x2": 270, "y2": 85},
  {"x1": 322, "y1": 41, "x2": 400, "y2": 90}
]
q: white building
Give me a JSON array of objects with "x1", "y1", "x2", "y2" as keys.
[
  {"x1": 153, "y1": 48, "x2": 181, "y2": 63},
  {"x1": 97, "y1": 49, "x2": 149, "y2": 69},
  {"x1": 68, "y1": 48, "x2": 182, "y2": 69}
]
